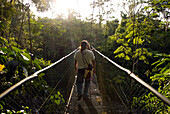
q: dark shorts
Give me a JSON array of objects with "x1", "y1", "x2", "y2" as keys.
[{"x1": 77, "y1": 69, "x2": 90, "y2": 83}]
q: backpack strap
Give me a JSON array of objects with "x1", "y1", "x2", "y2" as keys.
[{"x1": 81, "y1": 51, "x2": 88, "y2": 68}]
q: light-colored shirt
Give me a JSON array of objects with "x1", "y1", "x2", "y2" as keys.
[{"x1": 74, "y1": 49, "x2": 95, "y2": 69}]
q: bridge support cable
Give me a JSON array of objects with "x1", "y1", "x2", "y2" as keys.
[
  {"x1": 93, "y1": 48, "x2": 170, "y2": 107},
  {"x1": 0, "y1": 48, "x2": 77, "y2": 99},
  {"x1": 0, "y1": 48, "x2": 78, "y2": 113},
  {"x1": 64, "y1": 75, "x2": 77, "y2": 114},
  {"x1": 38, "y1": 58, "x2": 76, "y2": 111}
]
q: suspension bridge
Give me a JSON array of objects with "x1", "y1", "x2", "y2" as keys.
[{"x1": 0, "y1": 48, "x2": 169, "y2": 113}]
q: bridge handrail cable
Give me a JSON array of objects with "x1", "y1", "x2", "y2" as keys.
[
  {"x1": 93, "y1": 48, "x2": 170, "y2": 106},
  {"x1": 64, "y1": 75, "x2": 77, "y2": 114},
  {"x1": 0, "y1": 48, "x2": 78, "y2": 99}
]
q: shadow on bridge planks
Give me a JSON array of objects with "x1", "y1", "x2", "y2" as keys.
[{"x1": 67, "y1": 75, "x2": 106, "y2": 114}]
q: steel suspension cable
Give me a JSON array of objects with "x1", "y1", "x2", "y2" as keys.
[
  {"x1": 38, "y1": 59, "x2": 75, "y2": 111},
  {"x1": 0, "y1": 48, "x2": 78, "y2": 99},
  {"x1": 64, "y1": 75, "x2": 77, "y2": 114},
  {"x1": 93, "y1": 48, "x2": 170, "y2": 106}
]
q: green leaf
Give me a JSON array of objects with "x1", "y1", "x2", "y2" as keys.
[
  {"x1": 122, "y1": 42, "x2": 128, "y2": 46},
  {"x1": 152, "y1": 60, "x2": 161, "y2": 66},
  {"x1": 0, "y1": 101, "x2": 5, "y2": 106},
  {"x1": 61, "y1": 98, "x2": 65, "y2": 102},
  {"x1": 160, "y1": 65, "x2": 169, "y2": 73},
  {"x1": 39, "y1": 73, "x2": 45, "y2": 77},
  {"x1": 12, "y1": 46, "x2": 22, "y2": 53},
  {"x1": 0, "y1": 104, "x2": 3, "y2": 109},
  {"x1": 124, "y1": 47, "x2": 132, "y2": 54},
  {"x1": 115, "y1": 79, "x2": 122, "y2": 83},
  {"x1": 114, "y1": 46, "x2": 124, "y2": 54},
  {"x1": 139, "y1": 55, "x2": 146, "y2": 61},
  {"x1": 24, "y1": 106, "x2": 29, "y2": 109},
  {"x1": 117, "y1": 38, "x2": 124, "y2": 43},
  {"x1": 57, "y1": 91, "x2": 61, "y2": 95},
  {"x1": 133, "y1": 37, "x2": 144, "y2": 45},
  {"x1": 0, "y1": 47, "x2": 9, "y2": 54},
  {"x1": 147, "y1": 52, "x2": 152, "y2": 56},
  {"x1": 33, "y1": 59, "x2": 42, "y2": 70},
  {"x1": 22, "y1": 67, "x2": 28, "y2": 77},
  {"x1": 17, "y1": 111, "x2": 22, "y2": 113},
  {"x1": 50, "y1": 96, "x2": 54, "y2": 100},
  {"x1": 125, "y1": 55, "x2": 130, "y2": 60},
  {"x1": 33, "y1": 58, "x2": 41, "y2": 64},
  {"x1": 127, "y1": 39, "x2": 131, "y2": 42},
  {"x1": 19, "y1": 57, "x2": 29, "y2": 65},
  {"x1": 41, "y1": 79, "x2": 47, "y2": 85},
  {"x1": 150, "y1": 13, "x2": 159, "y2": 18},
  {"x1": 115, "y1": 53, "x2": 125, "y2": 58},
  {"x1": 20, "y1": 53, "x2": 29, "y2": 61},
  {"x1": 21, "y1": 53, "x2": 31, "y2": 61},
  {"x1": 126, "y1": 30, "x2": 133, "y2": 39},
  {"x1": 55, "y1": 94, "x2": 58, "y2": 98},
  {"x1": 7, "y1": 51, "x2": 16, "y2": 57},
  {"x1": 155, "y1": 61, "x2": 166, "y2": 68},
  {"x1": 54, "y1": 99, "x2": 60, "y2": 105}
]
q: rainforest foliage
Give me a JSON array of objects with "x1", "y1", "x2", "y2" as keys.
[{"x1": 0, "y1": 0, "x2": 169, "y2": 113}]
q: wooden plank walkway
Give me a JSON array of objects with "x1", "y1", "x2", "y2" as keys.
[{"x1": 66, "y1": 75, "x2": 106, "y2": 114}]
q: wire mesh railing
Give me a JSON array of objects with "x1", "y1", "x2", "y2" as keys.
[
  {"x1": 0, "y1": 49, "x2": 77, "y2": 113},
  {"x1": 0, "y1": 47, "x2": 169, "y2": 113},
  {"x1": 94, "y1": 48, "x2": 170, "y2": 113}
]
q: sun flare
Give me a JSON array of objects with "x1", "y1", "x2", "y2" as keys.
[
  {"x1": 54, "y1": 0, "x2": 77, "y2": 16},
  {"x1": 31, "y1": 0, "x2": 122, "y2": 21}
]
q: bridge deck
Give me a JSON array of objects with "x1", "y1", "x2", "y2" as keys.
[{"x1": 67, "y1": 76, "x2": 106, "y2": 114}]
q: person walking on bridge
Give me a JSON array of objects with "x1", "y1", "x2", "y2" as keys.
[{"x1": 74, "y1": 40, "x2": 96, "y2": 100}]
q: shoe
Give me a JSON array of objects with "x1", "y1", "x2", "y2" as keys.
[{"x1": 77, "y1": 95, "x2": 82, "y2": 100}]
